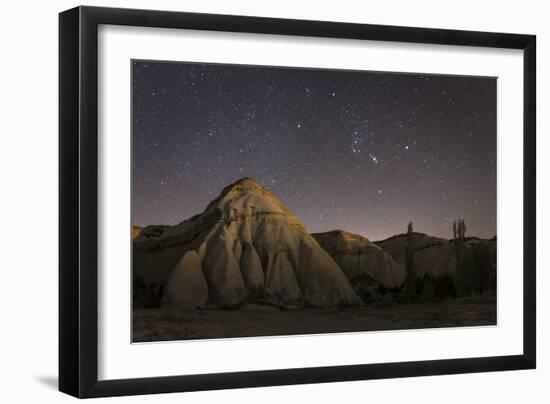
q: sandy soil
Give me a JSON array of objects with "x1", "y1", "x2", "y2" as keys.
[{"x1": 132, "y1": 295, "x2": 496, "y2": 342}]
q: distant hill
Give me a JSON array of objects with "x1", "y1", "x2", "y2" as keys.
[
  {"x1": 375, "y1": 232, "x2": 447, "y2": 264},
  {"x1": 312, "y1": 230, "x2": 405, "y2": 288}
]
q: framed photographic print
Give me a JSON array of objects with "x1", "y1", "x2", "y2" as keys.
[{"x1": 59, "y1": 6, "x2": 536, "y2": 398}]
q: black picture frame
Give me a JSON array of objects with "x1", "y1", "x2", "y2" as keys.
[{"x1": 59, "y1": 5, "x2": 536, "y2": 398}]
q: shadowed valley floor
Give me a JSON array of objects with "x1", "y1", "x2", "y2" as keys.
[{"x1": 133, "y1": 294, "x2": 496, "y2": 342}]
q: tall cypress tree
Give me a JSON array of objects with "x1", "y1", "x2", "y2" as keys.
[
  {"x1": 454, "y1": 218, "x2": 471, "y2": 297},
  {"x1": 405, "y1": 221, "x2": 416, "y2": 300}
]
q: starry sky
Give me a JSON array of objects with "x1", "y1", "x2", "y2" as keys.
[{"x1": 132, "y1": 60, "x2": 496, "y2": 241}]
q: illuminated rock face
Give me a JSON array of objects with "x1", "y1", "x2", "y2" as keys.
[
  {"x1": 162, "y1": 251, "x2": 209, "y2": 310},
  {"x1": 313, "y1": 230, "x2": 406, "y2": 288},
  {"x1": 132, "y1": 225, "x2": 143, "y2": 239},
  {"x1": 133, "y1": 178, "x2": 361, "y2": 309}
]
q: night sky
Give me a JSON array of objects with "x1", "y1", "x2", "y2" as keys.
[{"x1": 132, "y1": 60, "x2": 496, "y2": 241}]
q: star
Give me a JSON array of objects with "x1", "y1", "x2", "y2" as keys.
[{"x1": 132, "y1": 60, "x2": 496, "y2": 240}]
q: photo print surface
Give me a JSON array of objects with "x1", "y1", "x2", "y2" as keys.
[{"x1": 131, "y1": 60, "x2": 497, "y2": 342}]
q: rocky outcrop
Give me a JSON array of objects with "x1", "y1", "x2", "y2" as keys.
[
  {"x1": 132, "y1": 225, "x2": 143, "y2": 239},
  {"x1": 266, "y1": 251, "x2": 302, "y2": 303},
  {"x1": 376, "y1": 234, "x2": 497, "y2": 297},
  {"x1": 240, "y1": 242, "x2": 264, "y2": 292},
  {"x1": 313, "y1": 230, "x2": 405, "y2": 289},
  {"x1": 313, "y1": 229, "x2": 496, "y2": 301},
  {"x1": 201, "y1": 238, "x2": 246, "y2": 307},
  {"x1": 133, "y1": 178, "x2": 361, "y2": 309},
  {"x1": 162, "y1": 251, "x2": 209, "y2": 310},
  {"x1": 375, "y1": 232, "x2": 447, "y2": 264}
]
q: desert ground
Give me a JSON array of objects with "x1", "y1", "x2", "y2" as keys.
[{"x1": 133, "y1": 294, "x2": 496, "y2": 342}]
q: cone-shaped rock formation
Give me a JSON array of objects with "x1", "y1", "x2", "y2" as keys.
[{"x1": 133, "y1": 178, "x2": 362, "y2": 309}]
